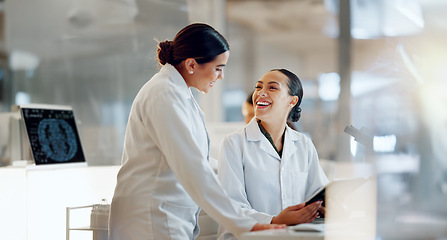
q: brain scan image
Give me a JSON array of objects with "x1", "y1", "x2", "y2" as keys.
[
  {"x1": 21, "y1": 106, "x2": 85, "y2": 165},
  {"x1": 38, "y1": 119, "x2": 78, "y2": 162}
]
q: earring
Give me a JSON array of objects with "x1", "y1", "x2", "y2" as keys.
[{"x1": 189, "y1": 71, "x2": 193, "y2": 74}]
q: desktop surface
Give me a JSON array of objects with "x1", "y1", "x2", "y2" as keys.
[
  {"x1": 241, "y1": 218, "x2": 376, "y2": 240},
  {"x1": 240, "y1": 227, "x2": 324, "y2": 240}
]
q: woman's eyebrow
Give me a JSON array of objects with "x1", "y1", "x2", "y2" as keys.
[
  {"x1": 256, "y1": 80, "x2": 280, "y2": 86},
  {"x1": 268, "y1": 81, "x2": 280, "y2": 86}
]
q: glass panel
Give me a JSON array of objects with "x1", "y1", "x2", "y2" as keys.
[{"x1": 2, "y1": 0, "x2": 189, "y2": 165}]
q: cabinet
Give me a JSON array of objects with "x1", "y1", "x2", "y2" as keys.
[
  {"x1": 0, "y1": 166, "x2": 119, "y2": 240},
  {"x1": 66, "y1": 202, "x2": 109, "y2": 240}
]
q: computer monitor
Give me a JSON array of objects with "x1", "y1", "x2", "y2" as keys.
[{"x1": 20, "y1": 104, "x2": 86, "y2": 166}]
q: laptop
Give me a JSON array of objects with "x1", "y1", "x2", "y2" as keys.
[{"x1": 20, "y1": 104, "x2": 87, "y2": 168}]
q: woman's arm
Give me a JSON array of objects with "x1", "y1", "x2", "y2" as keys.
[
  {"x1": 304, "y1": 138, "x2": 330, "y2": 200},
  {"x1": 146, "y1": 87, "x2": 259, "y2": 238}
]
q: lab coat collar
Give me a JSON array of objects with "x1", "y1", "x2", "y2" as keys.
[
  {"x1": 245, "y1": 118, "x2": 280, "y2": 160},
  {"x1": 282, "y1": 124, "x2": 299, "y2": 162},
  {"x1": 160, "y1": 64, "x2": 192, "y2": 100},
  {"x1": 245, "y1": 118, "x2": 300, "y2": 161},
  {"x1": 245, "y1": 117, "x2": 263, "y2": 141}
]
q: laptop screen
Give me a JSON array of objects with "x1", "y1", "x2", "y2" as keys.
[{"x1": 20, "y1": 104, "x2": 86, "y2": 165}]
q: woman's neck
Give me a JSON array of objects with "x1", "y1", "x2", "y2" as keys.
[
  {"x1": 258, "y1": 119, "x2": 287, "y2": 151},
  {"x1": 173, "y1": 62, "x2": 192, "y2": 87}
]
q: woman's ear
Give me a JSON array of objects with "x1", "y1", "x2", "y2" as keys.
[
  {"x1": 184, "y1": 58, "x2": 197, "y2": 74},
  {"x1": 289, "y1": 96, "x2": 299, "y2": 107}
]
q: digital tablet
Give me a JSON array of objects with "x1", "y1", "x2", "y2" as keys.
[{"x1": 305, "y1": 177, "x2": 369, "y2": 205}]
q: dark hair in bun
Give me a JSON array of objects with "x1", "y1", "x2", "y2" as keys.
[
  {"x1": 270, "y1": 69, "x2": 303, "y2": 122},
  {"x1": 158, "y1": 40, "x2": 174, "y2": 65},
  {"x1": 157, "y1": 23, "x2": 229, "y2": 66}
]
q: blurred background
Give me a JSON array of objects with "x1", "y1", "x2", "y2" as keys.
[{"x1": 0, "y1": 0, "x2": 446, "y2": 239}]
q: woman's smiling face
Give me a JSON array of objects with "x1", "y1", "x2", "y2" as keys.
[
  {"x1": 188, "y1": 51, "x2": 229, "y2": 93},
  {"x1": 253, "y1": 70, "x2": 295, "y2": 123}
]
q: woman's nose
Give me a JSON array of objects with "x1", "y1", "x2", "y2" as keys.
[
  {"x1": 218, "y1": 70, "x2": 224, "y2": 80},
  {"x1": 258, "y1": 88, "x2": 267, "y2": 97}
]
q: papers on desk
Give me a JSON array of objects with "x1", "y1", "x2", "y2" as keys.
[{"x1": 288, "y1": 223, "x2": 324, "y2": 232}]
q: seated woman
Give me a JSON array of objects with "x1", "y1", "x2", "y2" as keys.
[{"x1": 217, "y1": 69, "x2": 329, "y2": 239}]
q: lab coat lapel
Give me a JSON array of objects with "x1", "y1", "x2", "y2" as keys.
[
  {"x1": 165, "y1": 64, "x2": 211, "y2": 161},
  {"x1": 260, "y1": 138, "x2": 281, "y2": 160},
  {"x1": 189, "y1": 90, "x2": 210, "y2": 160},
  {"x1": 281, "y1": 126, "x2": 298, "y2": 166},
  {"x1": 246, "y1": 119, "x2": 281, "y2": 161}
]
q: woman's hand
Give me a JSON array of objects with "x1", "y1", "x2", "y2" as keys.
[
  {"x1": 250, "y1": 223, "x2": 286, "y2": 231},
  {"x1": 318, "y1": 205, "x2": 325, "y2": 216},
  {"x1": 271, "y1": 201, "x2": 322, "y2": 225}
]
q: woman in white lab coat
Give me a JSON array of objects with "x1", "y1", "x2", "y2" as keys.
[
  {"x1": 217, "y1": 69, "x2": 329, "y2": 239},
  {"x1": 108, "y1": 23, "x2": 284, "y2": 240}
]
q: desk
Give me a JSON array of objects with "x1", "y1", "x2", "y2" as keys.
[
  {"x1": 241, "y1": 228, "x2": 324, "y2": 240},
  {"x1": 241, "y1": 219, "x2": 376, "y2": 240}
]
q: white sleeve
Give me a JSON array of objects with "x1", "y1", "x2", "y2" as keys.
[
  {"x1": 218, "y1": 134, "x2": 273, "y2": 224},
  {"x1": 146, "y1": 86, "x2": 257, "y2": 238},
  {"x1": 304, "y1": 138, "x2": 329, "y2": 199}
]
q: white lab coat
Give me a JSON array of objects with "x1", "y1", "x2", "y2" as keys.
[
  {"x1": 109, "y1": 64, "x2": 257, "y2": 240},
  {"x1": 217, "y1": 118, "x2": 329, "y2": 240}
]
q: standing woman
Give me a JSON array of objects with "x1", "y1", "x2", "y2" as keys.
[
  {"x1": 108, "y1": 23, "x2": 283, "y2": 240},
  {"x1": 217, "y1": 69, "x2": 329, "y2": 239}
]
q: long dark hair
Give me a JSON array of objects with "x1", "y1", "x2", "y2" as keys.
[
  {"x1": 157, "y1": 23, "x2": 229, "y2": 66},
  {"x1": 270, "y1": 69, "x2": 303, "y2": 122}
]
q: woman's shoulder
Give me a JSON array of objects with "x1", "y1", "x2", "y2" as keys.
[
  {"x1": 221, "y1": 125, "x2": 247, "y2": 146},
  {"x1": 288, "y1": 127, "x2": 314, "y2": 144},
  {"x1": 224, "y1": 126, "x2": 246, "y2": 139},
  {"x1": 141, "y1": 71, "x2": 174, "y2": 94},
  {"x1": 136, "y1": 70, "x2": 187, "y2": 103}
]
